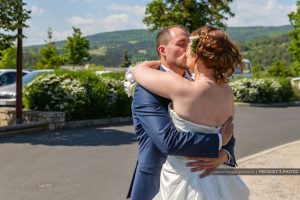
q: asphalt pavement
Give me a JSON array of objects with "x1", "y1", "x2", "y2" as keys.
[{"x1": 0, "y1": 106, "x2": 299, "y2": 200}]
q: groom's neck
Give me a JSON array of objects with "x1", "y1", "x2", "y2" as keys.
[{"x1": 161, "y1": 61, "x2": 185, "y2": 76}]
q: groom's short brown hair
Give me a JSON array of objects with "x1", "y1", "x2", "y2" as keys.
[{"x1": 156, "y1": 25, "x2": 189, "y2": 55}]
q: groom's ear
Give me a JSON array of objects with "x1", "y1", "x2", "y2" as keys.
[{"x1": 158, "y1": 45, "x2": 166, "y2": 56}]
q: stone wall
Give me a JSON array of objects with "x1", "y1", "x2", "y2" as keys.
[{"x1": 0, "y1": 107, "x2": 65, "y2": 130}]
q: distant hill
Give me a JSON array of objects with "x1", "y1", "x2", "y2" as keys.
[
  {"x1": 24, "y1": 25, "x2": 293, "y2": 68},
  {"x1": 226, "y1": 25, "x2": 292, "y2": 42},
  {"x1": 240, "y1": 34, "x2": 291, "y2": 68}
]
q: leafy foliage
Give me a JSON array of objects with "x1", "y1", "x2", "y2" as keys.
[
  {"x1": 64, "y1": 27, "x2": 91, "y2": 66},
  {"x1": 229, "y1": 78, "x2": 296, "y2": 103},
  {"x1": 290, "y1": 61, "x2": 300, "y2": 76},
  {"x1": 143, "y1": 0, "x2": 234, "y2": 32},
  {"x1": 0, "y1": 47, "x2": 16, "y2": 69},
  {"x1": 120, "y1": 49, "x2": 132, "y2": 68},
  {"x1": 0, "y1": 0, "x2": 31, "y2": 53},
  {"x1": 24, "y1": 73, "x2": 87, "y2": 120},
  {"x1": 24, "y1": 70, "x2": 131, "y2": 120},
  {"x1": 265, "y1": 60, "x2": 293, "y2": 77},
  {"x1": 240, "y1": 34, "x2": 291, "y2": 70},
  {"x1": 99, "y1": 71, "x2": 125, "y2": 80},
  {"x1": 288, "y1": 0, "x2": 300, "y2": 75},
  {"x1": 34, "y1": 28, "x2": 64, "y2": 69}
]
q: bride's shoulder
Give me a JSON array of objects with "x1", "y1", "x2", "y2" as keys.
[{"x1": 223, "y1": 83, "x2": 234, "y2": 95}]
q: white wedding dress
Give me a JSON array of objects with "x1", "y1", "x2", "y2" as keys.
[{"x1": 153, "y1": 105, "x2": 249, "y2": 200}]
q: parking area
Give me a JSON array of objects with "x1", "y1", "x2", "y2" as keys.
[{"x1": 0, "y1": 106, "x2": 300, "y2": 200}]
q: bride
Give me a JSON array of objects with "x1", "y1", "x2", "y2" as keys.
[{"x1": 132, "y1": 25, "x2": 249, "y2": 200}]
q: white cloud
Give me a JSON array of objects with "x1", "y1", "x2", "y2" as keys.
[
  {"x1": 30, "y1": 6, "x2": 46, "y2": 16},
  {"x1": 52, "y1": 30, "x2": 74, "y2": 41},
  {"x1": 226, "y1": 0, "x2": 297, "y2": 26},
  {"x1": 66, "y1": 0, "x2": 100, "y2": 3},
  {"x1": 24, "y1": 20, "x2": 73, "y2": 46},
  {"x1": 107, "y1": 3, "x2": 146, "y2": 17},
  {"x1": 66, "y1": 16, "x2": 96, "y2": 26},
  {"x1": 64, "y1": 3, "x2": 147, "y2": 36},
  {"x1": 65, "y1": 13, "x2": 146, "y2": 35},
  {"x1": 84, "y1": 0, "x2": 100, "y2": 2}
]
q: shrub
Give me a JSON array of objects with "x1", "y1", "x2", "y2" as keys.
[
  {"x1": 100, "y1": 71, "x2": 125, "y2": 80},
  {"x1": 24, "y1": 70, "x2": 132, "y2": 121},
  {"x1": 24, "y1": 73, "x2": 87, "y2": 120},
  {"x1": 290, "y1": 61, "x2": 300, "y2": 76},
  {"x1": 265, "y1": 60, "x2": 293, "y2": 77},
  {"x1": 229, "y1": 78, "x2": 296, "y2": 103},
  {"x1": 86, "y1": 63, "x2": 105, "y2": 71},
  {"x1": 101, "y1": 78, "x2": 132, "y2": 117}
]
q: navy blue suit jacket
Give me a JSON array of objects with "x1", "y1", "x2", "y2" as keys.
[{"x1": 127, "y1": 68, "x2": 236, "y2": 200}]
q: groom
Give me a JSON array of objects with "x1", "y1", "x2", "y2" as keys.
[{"x1": 127, "y1": 25, "x2": 236, "y2": 200}]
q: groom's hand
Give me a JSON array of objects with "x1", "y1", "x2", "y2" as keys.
[
  {"x1": 221, "y1": 116, "x2": 233, "y2": 146},
  {"x1": 185, "y1": 150, "x2": 228, "y2": 178}
]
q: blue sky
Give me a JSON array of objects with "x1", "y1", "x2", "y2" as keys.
[{"x1": 23, "y1": 0, "x2": 298, "y2": 46}]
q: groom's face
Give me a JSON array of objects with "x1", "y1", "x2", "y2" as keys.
[{"x1": 160, "y1": 27, "x2": 190, "y2": 70}]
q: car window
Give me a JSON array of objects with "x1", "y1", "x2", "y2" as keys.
[
  {"x1": 23, "y1": 71, "x2": 53, "y2": 85},
  {"x1": 0, "y1": 74, "x2": 7, "y2": 85},
  {"x1": 0, "y1": 72, "x2": 16, "y2": 85},
  {"x1": 7, "y1": 72, "x2": 16, "y2": 84}
]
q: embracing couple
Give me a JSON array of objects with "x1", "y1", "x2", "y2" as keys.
[{"x1": 126, "y1": 25, "x2": 249, "y2": 200}]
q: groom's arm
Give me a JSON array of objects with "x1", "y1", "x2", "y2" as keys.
[
  {"x1": 222, "y1": 136, "x2": 237, "y2": 167},
  {"x1": 133, "y1": 85, "x2": 222, "y2": 158}
]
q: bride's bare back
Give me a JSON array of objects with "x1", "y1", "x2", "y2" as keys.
[{"x1": 172, "y1": 78, "x2": 234, "y2": 127}]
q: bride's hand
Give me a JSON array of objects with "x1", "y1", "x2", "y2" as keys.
[{"x1": 186, "y1": 150, "x2": 228, "y2": 178}]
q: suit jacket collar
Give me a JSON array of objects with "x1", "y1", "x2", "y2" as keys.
[{"x1": 160, "y1": 65, "x2": 193, "y2": 81}]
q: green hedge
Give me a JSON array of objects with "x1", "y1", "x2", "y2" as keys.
[
  {"x1": 24, "y1": 70, "x2": 131, "y2": 121},
  {"x1": 99, "y1": 71, "x2": 125, "y2": 80},
  {"x1": 229, "y1": 77, "x2": 297, "y2": 103}
]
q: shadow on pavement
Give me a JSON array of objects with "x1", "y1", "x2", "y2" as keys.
[{"x1": 0, "y1": 127, "x2": 137, "y2": 146}]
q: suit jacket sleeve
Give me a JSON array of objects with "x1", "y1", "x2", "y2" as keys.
[
  {"x1": 222, "y1": 136, "x2": 237, "y2": 167},
  {"x1": 132, "y1": 85, "x2": 220, "y2": 158}
]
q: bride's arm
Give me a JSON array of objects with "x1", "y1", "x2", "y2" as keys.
[{"x1": 132, "y1": 62, "x2": 190, "y2": 99}]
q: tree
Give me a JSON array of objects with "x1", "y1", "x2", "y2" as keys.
[
  {"x1": 64, "y1": 27, "x2": 91, "y2": 68},
  {"x1": 120, "y1": 49, "x2": 132, "y2": 67},
  {"x1": 143, "y1": 0, "x2": 234, "y2": 32},
  {"x1": 0, "y1": 47, "x2": 17, "y2": 69},
  {"x1": 265, "y1": 60, "x2": 293, "y2": 77},
  {"x1": 0, "y1": 1, "x2": 31, "y2": 124},
  {"x1": 288, "y1": 0, "x2": 300, "y2": 75},
  {"x1": 0, "y1": 1, "x2": 31, "y2": 54},
  {"x1": 35, "y1": 27, "x2": 64, "y2": 69}
]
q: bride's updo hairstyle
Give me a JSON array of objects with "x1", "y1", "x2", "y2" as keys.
[{"x1": 190, "y1": 25, "x2": 244, "y2": 83}]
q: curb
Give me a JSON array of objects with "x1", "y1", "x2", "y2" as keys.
[
  {"x1": 63, "y1": 116, "x2": 132, "y2": 129},
  {"x1": 237, "y1": 140, "x2": 300, "y2": 164},
  {"x1": 0, "y1": 117, "x2": 132, "y2": 136},
  {"x1": 0, "y1": 121, "x2": 49, "y2": 136},
  {"x1": 234, "y1": 101, "x2": 300, "y2": 107}
]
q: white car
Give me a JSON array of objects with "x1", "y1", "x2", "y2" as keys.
[
  {"x1": 232, "y1": 59, "x2": 252, "y2": 78},
  {"x1": 0, "y1": 69, "x2": 54, "y2": 106},
  {"x1": 0, "y1": 69, "x2": 30, "y2": 86},
  {"x1": 291, "y1": 77, "x2": 300, "y2": 91}
]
